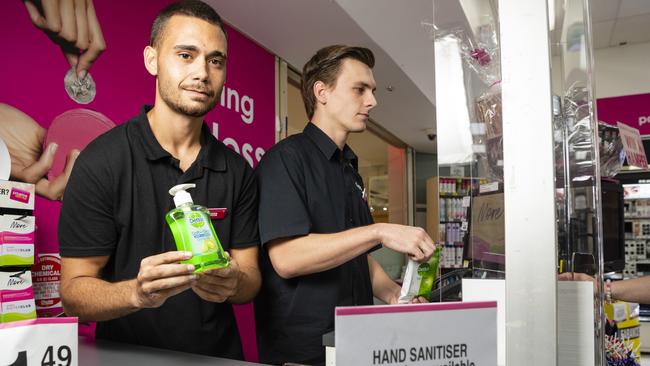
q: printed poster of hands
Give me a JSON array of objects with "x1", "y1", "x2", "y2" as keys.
[
  {"x1": 0, "y1": 104, "x2": 114, "y2": 201},
  {"x1": 0, "y1": 104, "x2": 74, "y2": 201},
  {"x1": 24, "y1": 0, "x2": 106, "y2": 104},
  {"x1": 0, "y1": 0, "x2": 113, "y2": 201}
]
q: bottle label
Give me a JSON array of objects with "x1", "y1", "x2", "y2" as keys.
[{"x1": 185, "y1": 212, "x2": 218, "y2": 255}]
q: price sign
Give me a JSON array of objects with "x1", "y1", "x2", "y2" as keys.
[
  {"x1": 336, "y1": 302, "x2": 496, "y2": 365},
  {"x1": 0, "y1": 318, "x2": 77, "y2": 366}
]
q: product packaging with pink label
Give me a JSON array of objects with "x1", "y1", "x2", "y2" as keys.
[
  {"x1": 0, "y1": 181, "x2": 35, "y2": 267},
  {"x1": 31, "y1": 254, "x2": 63, "y2": 317},
  {"x1": 0, "y1": 269, "x2": 36, "y2": 323},
  {"x1": 0, "y1": 181, "x2": 34, "y2": 211},
  {"x1": 0, "y1": 216, "x2": 35, "y2": 267}
]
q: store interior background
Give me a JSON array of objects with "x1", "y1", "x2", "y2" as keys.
[
  {"x1": 2, "y1": 0, "x2": 649, "y2": 363},
  {"x1": 213, "y1": 0, "x2": 650, "y2": 278},
  {"x1": 213, "y1": 0, "x2": 650, "y2": 361}
]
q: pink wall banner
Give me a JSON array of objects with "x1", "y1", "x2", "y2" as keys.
[
  {"x1": 597, "y1": 93, "x2": 650, "y2": 135},
  {"x1": 0, "y1": 1, "x2": 275, "y2": 361}
]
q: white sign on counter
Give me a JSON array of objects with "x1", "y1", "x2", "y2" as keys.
[
  {"x1": 0, "y1": 317, "x2": 78, "y2": 366},
  {"x1": 335, "y1": 301, "x2": 496, "y2": 366}
]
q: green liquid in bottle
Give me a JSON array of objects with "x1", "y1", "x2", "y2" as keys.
[{"x1": 166, "y1": 204, "x2": 228, "y2": 272}]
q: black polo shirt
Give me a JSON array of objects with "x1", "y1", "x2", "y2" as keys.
[
  {"x1": 255, "y1": 122, "x2": 376, "y2": 365},
  {"x1": 58, "y1": 105, "x2": 259, "y2": 359}
]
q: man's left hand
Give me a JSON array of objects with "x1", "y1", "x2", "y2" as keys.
[
  {"x1": 388, "y1": 292, "x2": 429, "y2": 304},
  {"x1": 410, "y1": 296, "x2": 428, "y2": 304},
  {"x1": 192, "y1": 253, "x2": 241, "y2": 303}
]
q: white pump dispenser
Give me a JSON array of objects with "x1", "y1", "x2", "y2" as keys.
[{"x1": 169, "y1": 183, "x2": 196, "y2": 208}]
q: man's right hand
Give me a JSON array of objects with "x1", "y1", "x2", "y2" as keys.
[
  {"x1": 131, "y1": 251, "x2": 197, "y2": 309},
  {"x1": 374, "y1": 223, "x2": 436, "y2": 263}
]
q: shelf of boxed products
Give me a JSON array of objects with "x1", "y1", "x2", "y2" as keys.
[
  {"x1": 438, "y1": 218, "x2": 466, "y2": 270},
  {"x1": 438, "y1": 177, "x2": 485, "y2": 196},
  {"x1": 0, "y1": 180, "x2": 78, "y2": 366},
  {"x1": 625, "y1": 198, "x2": 650, "y2": 217},
  {"x1": 623, "y1": 198, "x2": 650, "y2": 278},
  {"x1": 0, "y1": 180, "x2": 37, "y2": 323},
  {"x1": 438, "y1": 177, "x2": 485, "y2": 270}
]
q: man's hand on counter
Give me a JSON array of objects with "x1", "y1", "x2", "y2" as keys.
[
  {"x1": 386, "y1": 288, "x2": 429, "y2": 305},
  {"x1": 191, "y1": 252, "x2": 241, "y2": 303},
  {"x1": 132, "y1": 251, "x2": 197, "y2": 309},
  {"x1": 410, "y1": 296, "x2": 429, "y2": 304}
]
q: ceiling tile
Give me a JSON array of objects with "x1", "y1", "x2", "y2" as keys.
[
  {"x1": 610, "y1": 13, "x2": 650, "y2": 46},
  {"x1": 618, "y1": 0, "x2": 650, "y2": 17},
  {"x1": 590, "y1": 0, "x2": 620, "y2": 22},
  {"x1": 591, "y1": 20, "x2": 615, "y2": 49}
]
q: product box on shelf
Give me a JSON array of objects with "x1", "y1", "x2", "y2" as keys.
[
  {"x1": 0, "y1": 269, "x2": 36, "y2": 323},
  {"x1": 31, "y1": 253, "x2": 64, "y2": 317},
  {"x1": 0, "y1": 215, "x2": 35, "y2": 267},
  {"x1": 0, "y1": 181, "x2": 35, "y2": 267}
]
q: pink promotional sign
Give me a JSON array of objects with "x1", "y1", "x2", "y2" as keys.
[
  {"x1": 597, "y1": 93, "x2": 650, "y2": 135},
  {"x1": 617, "y1": 122, "x2": 648, "y2": 169},
  {"x1": 0, "y1": 1, "x2": 274, "y2": 254},
  {"x1": 0, "y1": 1, "x2": 275, "y2": 361}
]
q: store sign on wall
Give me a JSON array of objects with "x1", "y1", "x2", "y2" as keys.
[
  {"x1": 335, "y1": 301, "x2": 496, "y2": 366},
  {"x1": 597, "y1": 94, "x2": 650, "y2": 135},
  {"x1": 617, "y1": 122, "x2": 648, "y2": 168}
]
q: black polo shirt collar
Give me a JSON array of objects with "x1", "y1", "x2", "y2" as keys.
[
  {"x1": 133, "y1": 105, "x2": 226, "y2": 172},
  {"x1": 303, "y1": 122, "x2": 358, "y2": 168}
]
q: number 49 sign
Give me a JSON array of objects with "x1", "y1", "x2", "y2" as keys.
[{"x1": 0, "y1": 318, "x2": 77, "y2": 366}]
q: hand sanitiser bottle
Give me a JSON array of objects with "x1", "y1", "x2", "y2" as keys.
[{"x1": 166, "y1": 184, "x2": 228, "y2": 272}]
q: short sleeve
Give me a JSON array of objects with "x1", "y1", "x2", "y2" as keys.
[
  {"x1": 257, "y1": 145, "x2": 311, "y2": 246},
  {"x1": 58, "y1": 149, "x2": 117, "y2": 257},
  {"x1": 229, "y1": 163, "x2": 260, "y2": 249}
]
